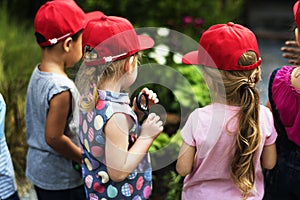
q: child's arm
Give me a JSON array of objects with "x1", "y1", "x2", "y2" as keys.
[
  {"x1": 176, "y1": 141, "x2": 196, "y2": 176},
  {"x1": 105, "y1": 112, "x2": 163, "y2": 182},
  {"x1": 261, "y1": 143, "x2": 277, "y2": 169},
  {"x1": 45, "y1": 90, "x2": 81, "y2": 164}
]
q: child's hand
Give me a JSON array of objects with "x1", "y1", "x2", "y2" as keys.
[
  {"x1": 281, "y1": 40, "x2": 300, "y2": 65},
  {"x1": 132, "y1": 87, "x2": 159, "y2": 122},
  {"x1": 140, "y1": 87, "x2": 159, "y2": 108},
  {"x1": 140, "y1": 113, "x2": 163, "y2": 139}
]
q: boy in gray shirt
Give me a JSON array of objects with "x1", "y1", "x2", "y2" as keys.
[{"x1": 26, "y1": 1, "x2": 101, "y2": 199}]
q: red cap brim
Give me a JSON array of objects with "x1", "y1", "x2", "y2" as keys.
[
  {"x1": 182, "y1": 51, "x2": 199, "y2": 64},
  {"x1": 84, "y1": 34, "x2": 155, "y2": 66},
  {"x1": 138, "y1": 35, "x2": 155, "y2": 51}
]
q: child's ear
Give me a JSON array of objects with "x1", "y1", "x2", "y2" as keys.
[
  {"x1": 63, "y1": 37, "x2": 73, "y2": 52},
  {"x1": 124, "y1": 56, "x2": 135, "y2": 72}
]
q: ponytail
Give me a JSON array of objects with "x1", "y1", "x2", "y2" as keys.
[
  {"x1": 230, "y1": 75, "x2": 261, "y2": 197},
  {"x1": 202, "y1": 51, "x2": 262, "y2": 197},
  {"x1": 230, "y1": 51, "x2": 262, "y2": 197}
]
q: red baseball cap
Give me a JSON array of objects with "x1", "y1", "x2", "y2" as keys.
[
  {"x1": 82, "y1": 15, "x2": 155, "y2": 65},
  {"x1": 34, "y1": 0, "x2": 104, "y2": 47},
  {"x1": 294, "y1": 1, "x2": 300, "y2": 28},
  {"x1": 182, "y1": 22, "x2": 262, "y2": 71}
]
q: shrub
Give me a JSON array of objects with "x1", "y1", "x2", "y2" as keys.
[{"x1": 77, "y1": 0, "x2": 245, "y2": 40}]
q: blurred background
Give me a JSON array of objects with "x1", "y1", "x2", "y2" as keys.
[{"x1": 0, "y1": 0, "x2": 296, "y2": 199}]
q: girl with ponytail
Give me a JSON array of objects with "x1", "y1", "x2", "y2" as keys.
[{"x1": 176, "y1": 22, "x2": 277, "y2": 199}]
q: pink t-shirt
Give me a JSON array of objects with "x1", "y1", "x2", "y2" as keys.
[
  {"x1": 181, "y1": 103, "x2": 277, "y2": 200},
  {"x1": 272, "y1": 66, "x2": 300, "y2": 146}
]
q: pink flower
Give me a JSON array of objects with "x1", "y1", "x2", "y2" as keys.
[
  {"x1": 182, "y1": 16, "x2": 193, "y2": 25},
  {"x1": 194, "y1": 17, "x2": 204, "y2": 27}
]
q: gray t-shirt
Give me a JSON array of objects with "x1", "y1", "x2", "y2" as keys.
[{"x1": 25, "y1": 66, "x2": 82, "y2": 190}]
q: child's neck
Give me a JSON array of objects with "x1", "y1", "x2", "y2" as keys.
[
  {"x1": 38, "y1": 61, "x2": 67, "y2": 76},
  {"x1": 101, "y1": 80, "x2": 123, "y2": 93},
  {"x1": 39, "y1": 46, "x2": 67, "y2": 75}
]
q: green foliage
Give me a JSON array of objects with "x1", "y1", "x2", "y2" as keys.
[
  {"x1": 129, "y1": 26, "x2": 211, "y2": 115},
  {"x1": 0, "y1": 0, "x2": 43, "y2": 21},
  {"x1": 149, "y1": 131, "x2": 182, "y2": 172},
  {"x1": 174, "y1": 64, "x2": 211, "y2": 108},
  {"x1": 164, "y1": 171, "x2": 183, "y2": 200},
  {"x1": 149, "y1": 131, "x2": 183, "y2": 199},
  {"x1": 0, "y1": 5, "x2": 40, "y2": 190},
  {"x1": 149, "y1": 131, "x2": 182, "y2": 154},
  {"x1": 78, "y1": 0, "x2": 245, "y2": 40}
]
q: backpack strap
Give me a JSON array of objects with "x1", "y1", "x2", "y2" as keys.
[{"x1": 268, "y1": 68, "x2": 286, "y2": 135}]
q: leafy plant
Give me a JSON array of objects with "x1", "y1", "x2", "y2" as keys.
[
  {"x1": 164, "y1": 171, "x2": 183, "y2": 200},
  {"x1": 78, "y1": 0, "x2": 245, "y2": 40},
  {"x1": 149, "y1": 131, "x2": 183, "y2": 199}
]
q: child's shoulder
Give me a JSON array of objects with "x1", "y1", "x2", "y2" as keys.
[
  {"x1": 52, "y1": 75, "x2": 74, "y2": 87},
  {"x1": 272, "y1": 65, "x2": 294, "y2": 83},
  {"x1": 258, "y1": 104, "x2": 270, "y2": 114},
  {"x1": 187, "y1": 104, "x2": 215, "y2": 120},
  {"x1": 259, "y1": 104, "x2": 271, "y2": 113},
  {"x1": 33, "y1": 68, "x2": 77, "y2": 97},
  {"x1": 259, "y1": 105, "x2": 274, "y2": 122},
  {"x1": 38, "y1": 69, "x2": 75, "y2": 88},
  {"x1": 190, "y1": 105, "x2": 210, "y2": 114}
]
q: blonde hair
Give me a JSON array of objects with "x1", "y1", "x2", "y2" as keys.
[
  {"x1": 202, "y1": 51, "x2": 262, "y2": 197},
  {"x1": 77, "y1": 47, "x2": 139, "y2": 111}
]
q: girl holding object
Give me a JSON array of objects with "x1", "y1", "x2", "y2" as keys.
[{"x1": 76, "y1": 15, "x2": 163, "y2": 199}]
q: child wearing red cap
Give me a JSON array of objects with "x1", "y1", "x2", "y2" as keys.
[
  {"x1": 176, "y1": 22, "x2": 277, "y2": 199},
  {"x1": 75, "y1": 15, "x2": 163, "y2": 199},
  {"x1": 25, "y1": 1, "x2": 102, "y2": 199},
  {"x1": 264, "y1": 1, "x2": 300, "y2": 199}
]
